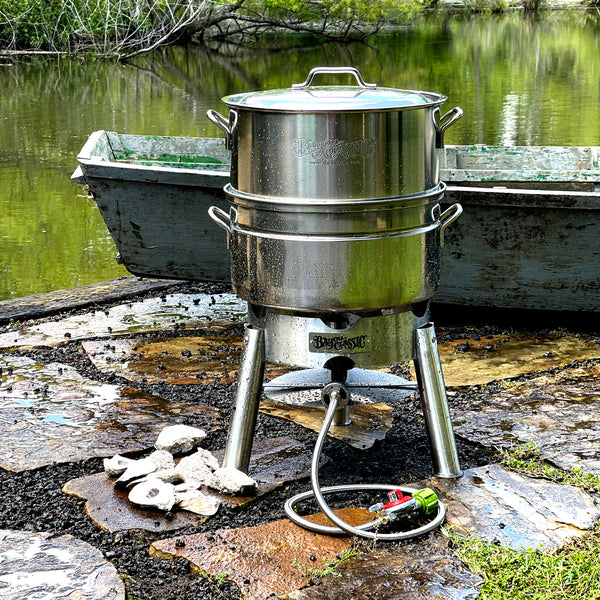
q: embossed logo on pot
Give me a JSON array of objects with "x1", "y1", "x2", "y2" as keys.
[
  {"x1": 293, "y1": 137, "x2": 377, "y2": 164},
  {"x1": 309, "y1": 333, "x2": 371, "y2": 353}
]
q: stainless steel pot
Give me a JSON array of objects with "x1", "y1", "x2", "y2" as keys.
[
  {"x1": 207, "y1": 67, "x2": 462, "y2": 200},
  {"x1": 209, "y1": 184, "x2": 462, "y2": 312}
]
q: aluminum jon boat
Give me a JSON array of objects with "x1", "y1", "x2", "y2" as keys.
[
  {"x1": 73, "y1": 132, "x2": 600, "y2": 312},
  {"x1": 72, "y1": 130, "x2": 231, "y2": 282}
]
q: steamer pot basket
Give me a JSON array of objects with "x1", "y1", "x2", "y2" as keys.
[{"x1": 209, "y1": 184, "x2": 462, "y2": 312}]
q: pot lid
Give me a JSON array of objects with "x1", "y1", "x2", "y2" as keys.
[{"x1": 222, "y1": 67, "x2": 447, "y2": 113}]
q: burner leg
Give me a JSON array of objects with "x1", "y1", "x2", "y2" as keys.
[
  {"x1": 222, "y1": 326, "x2": 265, "y2": 474},
  {"x1": 414, "y1": 323, "x2": 462, "y2": 478}
]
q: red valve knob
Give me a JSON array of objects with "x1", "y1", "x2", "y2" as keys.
[{"x1": 382, "y1": 489, "x2": 412, "y2": 511}]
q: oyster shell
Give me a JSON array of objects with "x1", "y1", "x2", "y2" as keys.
[
  {"x1": 154, "y1": 424, "x2": 207, "y2": 455},
  {"x1": 175, "y1": 490, "x2": 220, "y2": 516},
  {"x1": 148, "y1": 449, "x2": 176, "y2": 470},
  {"x1": 115, "y1": 458, "x2": 157, "y2": 485},
  {"x1": 128, "y1": 478, "x2": 176, "y2": 511},
  {"x1": 124, "y1": 467, "x2": 183, "y2": 488},
  {"x1": 103, "y1": 454, "x2": 136, "y2": 477},
  {"x1": 174, "y1": 448, "x2": 219, "y2": 488},
  {"x1": 213, "y1": 467, "x2": 257, "y2": 495}
]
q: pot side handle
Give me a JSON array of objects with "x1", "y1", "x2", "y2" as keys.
[
  {"x1": 292, "y1": 67, "x2": 377, "y2": 90},
  {"x1": 208, "y1": 205, "x2": 232, "y2": 248},
  {"x1": 438, "y1": 203, "x2": 463, "y2": 247},
  {"x1": 436, "y1": 107, "x2": 463, "y2": 148},
  {"x1": 207, "y1": 109, "x2": 232, "y2": 149}
]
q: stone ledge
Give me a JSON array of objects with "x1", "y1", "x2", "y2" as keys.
[{"x1": 0, "y1": 276, "x2": 183, "y2": 324}]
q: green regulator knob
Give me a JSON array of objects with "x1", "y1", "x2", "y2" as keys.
[{"x1": 413, "y1": 487, "x2": 438, "y2": 515}]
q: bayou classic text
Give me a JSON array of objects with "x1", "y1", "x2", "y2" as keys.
[{"x1": 309, "y1": 333, "x2": 371, "y2": 353}]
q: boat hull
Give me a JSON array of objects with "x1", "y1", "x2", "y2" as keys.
[
  {"x1": 74, "y1": 135, "x2": 600, "y2": 312},
  {"x1": 73, "y1": 131, "x2": 231, "y2": 282}
]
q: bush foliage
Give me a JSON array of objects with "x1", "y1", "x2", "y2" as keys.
[{"x1": 0, "y1": 0, "x2": 423, "y2": 57}]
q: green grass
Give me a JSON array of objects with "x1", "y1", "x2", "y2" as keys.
[
  {"x1": 293, "y1": 548, "x2": 358, "y2": 584},
  {"x1": 496, "y1": 441, "x2": 600, "y2": 492},
  {"x1": 444, "y1": 442, "x2": 600, "y2": 599},
  {"x1": 446, "y1": 525, "x2": 600, "y2": 599}
]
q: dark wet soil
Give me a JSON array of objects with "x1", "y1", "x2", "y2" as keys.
[{"x1": 0, "y1": 282, "x2": 595, "y2": 600}]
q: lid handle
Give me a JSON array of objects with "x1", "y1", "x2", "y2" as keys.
[{"x1": 292, "y1": 67, "x2": 377, "y2": 90}]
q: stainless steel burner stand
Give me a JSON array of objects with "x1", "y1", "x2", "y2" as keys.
[{"x1": 223, "y1": 305, "x2": 462, "y2": 479}]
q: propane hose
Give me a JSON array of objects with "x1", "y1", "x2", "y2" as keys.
[{"x1": 284, "y1": 389, "x2": 446, "y2": 540}]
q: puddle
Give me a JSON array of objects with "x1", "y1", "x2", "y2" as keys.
[
  {"x1": 432, "y1": 463, "x2": 599, "y2": 550},
  {"x1": 260, "y1": 400, "x2": 394, "y2": 450},
  {"x1": 83, "y1": 335, "x2": 291, "y2": 385},
  {"x1": 432, "y1": 334, "x2": 600, "y2": 387},
  {"x1": 63, "y1": 437, "x2": 319, "y2": 532},
  {"x1": 0, "y1": 530, "x2": 125, "y2": 600},
  {"x1": 0, "y1": 292, "x2": 247, "y2": 348},
  {"x1": 452, "y1": 364, "x2": 600, "y2": 474},
  {"x1": 0, "y1": 355, "x2": 219, "y2": 472},
  {"x1": 282, "y1": 537, "x2": 482, "y2": 600},
  {"x1": 83, "y1": 335, "x2": 243, "y2": 385}
]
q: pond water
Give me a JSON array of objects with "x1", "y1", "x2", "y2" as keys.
[{"x1": 1, "y1": 9, "x2": 599, "y2": 301}]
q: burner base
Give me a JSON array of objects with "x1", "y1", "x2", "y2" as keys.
[
  {"x1": 264, "y1": 368, "x2": 416, "y2": 405},
  {"x1": 222, "y1": 316, "x2": 462, "y2": 479}
]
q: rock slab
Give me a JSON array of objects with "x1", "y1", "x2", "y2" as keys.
[
  {"x1": 433, "y1": 333, "x2": 600, "y2": 388},
  {"x1": 0, "y1": 292, "x2": 246, "y2": 348},
  {"x1": 0, "y1": 355, "x2": 218, "y2": 472},
  {"x1": 282, "y1": 537, "x2": 482, "y2": 600},
  {"x1": 63, "y1": 436, "x2": 319, "y2": 532},
  {"x1": 63, "y1": 471, "x2": 207, "y2": 533},
  {"x1": 152, "y1": 517, "x2": 481, "y2": 600},
  {"x1": 0, "y1": 529, "x2": 125, "y2": 600},
  {"x1": 436, "y1": 464, "x2": 600, "y2": 550},
  {"x1": 151, "y1": 513, "x2": 361, "y2": 600},
  {"x1": 0, "y1": 276, "x2": 178, "y2": 324},
  {"x1": 259, "y1": 399, "x2": 394, "y2": 450},
  {"x1": 453, "y1": 365, "x2": 600, "y2": 475}
]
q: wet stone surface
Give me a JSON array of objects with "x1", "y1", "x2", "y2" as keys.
[
  {"x1": 432, "y1": 463, "x2": 600, "y2": 550},
  {"x1": 260, "y1": 399, "x2": 394, "y2": 450},
  {"x1": 281, "y1": 537, "x2": 482, "y2": 600},
  {"x1": 0, "y1": 287, "x2": 599, "y2": 600},
  {"x1": 83, "y1": 335, "x2": 243, "y2": 384},
  {"x1": 150, "y1": 511, "x2": 368, "y2": 600},
  {"x1": 0, "y1": 355, "x2": 219, "y2": 472},
  {"x1": 63, "y1": 472, "x2": 209, "y2": 533},
  {"x1": 82, "y1": 335, "x2": 289, "y2": 385},
  {"x1": 0, "y1": 292, "x2": 246, "y2": 348},
  {"x1": 434, "y1": 333, "x2": 600, "y2": 388},
  {"x1": 452, "y1": 364, "x2": 600, "y2": 474},
  {"x1": 0, "y1": 529, "x2": 125, "y2": 600}
]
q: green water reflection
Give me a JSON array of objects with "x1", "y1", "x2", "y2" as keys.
[{"x1": 1, "y1": 10, "x2": 599, "y2": 300}]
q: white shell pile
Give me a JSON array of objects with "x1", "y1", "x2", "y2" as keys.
[{"x1": 103, "y1": 424, "x2": 257, "y2": 515}]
